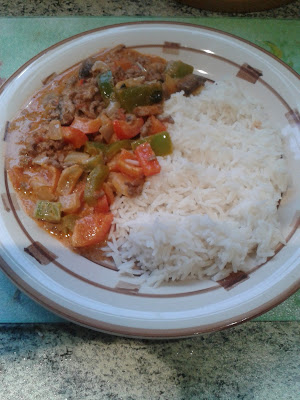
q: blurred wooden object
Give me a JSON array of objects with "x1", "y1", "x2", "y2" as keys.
[{"x1": 177, "y1": 0, "x2": 295, "y2": 13}]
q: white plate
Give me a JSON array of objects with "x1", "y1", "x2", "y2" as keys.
[{"x1": 0, "y1": 22, "x2": 299, "y2": 338}]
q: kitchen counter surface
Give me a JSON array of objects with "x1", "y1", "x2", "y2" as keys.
[
  {"x1": 1, "y1": 322, "x2": 300, "y2": 400},
  {"x1": 0, "y1": 0, "x2": 299, "y2": 17}
]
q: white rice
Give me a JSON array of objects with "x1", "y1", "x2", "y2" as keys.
[{"x1": 104, "y1": 80, "x2": 289, "y2": 286}]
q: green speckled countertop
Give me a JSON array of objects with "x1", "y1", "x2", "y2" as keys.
[{"x1": 0, "y1": 2, "x2": 299, "y2": 399}]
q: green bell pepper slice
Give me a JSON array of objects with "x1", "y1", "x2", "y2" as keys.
[
  {"x1": 105, "y1": 140, "x2": 133, "y2": 160},
  {"x1": 84, "y1": 164, "x2": 109, "y2": 205},
  {"x1": 82, "y1": 155, "x2": 104, "y2": 171},
  {"x1": 34, "y1": 200, "x2": 61, "y2": 223},
  {"x1": 165, "y1": 60, "x2": 193, "y2": 79},
  {"x1": 115, "y1": 82, "x2": 163, "y2": 113},
  {"x1": 62, "y1": 214, "x2": 79, "y2": 235},
  {"x1": 84, "y1": 141, "x2": 106, "y2": 156},
  {"x1": 131, "y1": 132, "x2": 173, "y2": 156},
  {"x1": 85, "y1": 139, "x2": 132, "y2": 161}
]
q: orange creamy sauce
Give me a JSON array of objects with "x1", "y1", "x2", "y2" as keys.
[{"x1": 6, "y1": 46, "x2": 168, "y2": 261}]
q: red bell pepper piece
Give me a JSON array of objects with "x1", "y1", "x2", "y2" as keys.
[
  {"x1": 134, "y1": 142, "x2": 161, "y2": 177},
  {"x1": 117, "y1": 149, "x2": 144, "y2": 178},
  {"x1": 113, "y1": 118, "x2": 144, "y2": 140},
  {"x1": 62, "y1": 127, "x2": 88, "y2": 149},
  {"x1": 147, "y1": 116, "x2": 167, "y2": 135},
  {"x1": 71, "y1": 117, "x2": 102, "y2": 134}
]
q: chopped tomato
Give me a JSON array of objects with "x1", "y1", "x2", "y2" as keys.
[
  {"x1": 62, "y1": 127, "x2": 88, "y2": 148},
  {"x1": 71, "y1": 213, "x2": 113, "y2": 248},
  {"x1": 94, "y1": 195, "x2": 110, "y2": 213},
  {"x1": 71, "y1": 117, "x2": 102, "y2": 134},
  {"x1": 134, "y1": 142, "x2": 161, "y2": 177},
  {"x1": 113, "y1": 118, "x2": 144, "y2": 140},
  {"x1": 147, "y1": 116, "x2": 167, "y2": 135},
  {"x1": 116, "y1": 149, "x2": 144, "y2": 178}
]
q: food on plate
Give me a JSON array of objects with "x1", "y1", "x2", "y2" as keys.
[
  {"x1": 6, "y1": 44, "x2": 288, "y2": 286},
  {"x1": 6, "y1": 45, "x2": 203, "y2": 256}
]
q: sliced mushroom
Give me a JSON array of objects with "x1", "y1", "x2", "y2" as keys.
[{"x1": 176, "y1": 74, "x2": 206, "y2": 96}]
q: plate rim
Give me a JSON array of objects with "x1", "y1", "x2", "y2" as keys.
[{"x1": 0, "y1": 21, "x2": 299, "y2": 338}]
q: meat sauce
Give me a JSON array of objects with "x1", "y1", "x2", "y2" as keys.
[{"x1": 6, "y1": 44, "x2": 205, "y2": 258}]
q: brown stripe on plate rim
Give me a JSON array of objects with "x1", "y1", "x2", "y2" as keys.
[
  {"x1": 163, "y1": 41, "x2": 181, "y2": 55},
  {"x1": 24, "y1": 241, "x2": 57, "y2": 265},
  {"x1": 218, "y1": 271, "x2": 249, "y2": 290},
  {"x1": 1, "y1": 193, "x2": 11, "y2": 212},
  {"x1": 236, "y1": 63, "x2": 263, "y2": 84},
  {"x1": 285, "y1": 109, "x2": 300, "y2": 127},
  {"x1": 3, "y1": 121, "x2": 9, "y2": 141}
]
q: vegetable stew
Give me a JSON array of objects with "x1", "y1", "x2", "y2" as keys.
[{"x1": 6, "y1": 45, "x2": 206, "y2": 258}]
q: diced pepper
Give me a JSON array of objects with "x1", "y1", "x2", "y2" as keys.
[
  {"x1": 113, "y1": 118, "x2": 144, "y2": 140},
  {"x1": 165, "y1": 60, "x2": 194, "y2": 79},
  {"x1": 34, "y1": 200, "x2": 61, "y2": 223},
  {"x1": 148, "y1": 131, "x2": 173, "y2": 156},
  {"x1": 107, "y1": 153, "x2": 121, "y2": 172},
  {"x1": 116, "y1": 149, "x2": 144, "y2": 178},
  {"x1": 62, "y1": 127, "x2": 88, "y2": 149},
  {"x1": 70, "y1": 117, "x2": 102, "y2": 134},
  {"x1": 134, "y1": 142, "x2": 161, "y2": 177},
  {"x1": 94, "y1": 195, "x2": 110, "y2": 213},
  {"x1": 102, "y1": 182, "x2": 115, "y2": 205},
  {"x1": 98, "y1": 71, "x2": 114, "y2": 104},
  {"x1": 99, "y1": 114, "x2": 114, "y2": 143},
  {"x1": 56, "y1": 165, "x2": 83, "y2": 196},
  {"x1": 64, "y1": 151, "x2": 90, "y2": 165},
  {"x1": 59, "y1": 193, "x2": 81, "y2": 214},
  {"x1": 115, "y1": 82, "x2": 163, "y2": 113},
  {"x1": 131, "y1": 131, "x2": 173, "y2": 156},
  {"x1": 84, "y1": 164, "x2": 109, "y2": 205},
  {"x1": 82, "y1": 155, "x2": 104, "y2": 171},
  {"x1": 146, "y1": 116, "x2": 167, "y2": 136},
  {"x1": 105, "y1": 139, "x2": 132, "y2": 160},
  {"x1": 62, "y1": 214, "x2": 79, "y2": 235},
  {"x1": 84, "y1": 141, "x2": 106, "y2": 156},
  {"x1": 71, "y1": 213, "x2": 113, "y2": 248}
]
